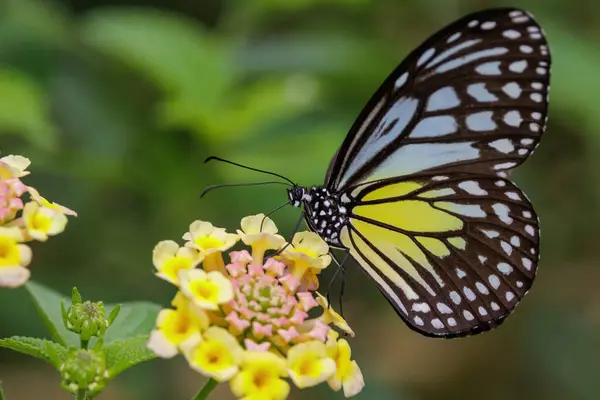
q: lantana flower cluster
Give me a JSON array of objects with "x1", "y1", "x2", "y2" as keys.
[
  {"x1": 0, "y1": 154, "x2": 76, "y2": 288},
  {"x1": 148, "y1": 214, "x2": 364, "y2": 399}
]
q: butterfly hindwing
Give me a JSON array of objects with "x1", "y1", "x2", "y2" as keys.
[
  {"x1": 339, "y1": 173, "x2": 539, "y2": 337},
  {"x1": 326, "y1": 8, "x2": 550, "y2": 190}
]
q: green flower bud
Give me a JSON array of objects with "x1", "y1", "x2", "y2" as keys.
[
  {"x1": 66, "y1": 300, "x2": 108, "y2": 341},
  {"x1": 60, "y1": 348, "x2": 109, "y2": 395}
]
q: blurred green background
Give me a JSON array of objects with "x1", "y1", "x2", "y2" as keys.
[{"x1": 0, "y1": 0, "x2": 598, "y2": 398}]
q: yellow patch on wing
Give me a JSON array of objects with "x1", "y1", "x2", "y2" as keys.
[
  {"x1": 340, "y1": 227, "x2": 419, "y2": 302},
  {"x1": 351, "y1": 219, "x2": 447, "y2": 292},
  {"x1": 353, "y1": 199, "x2": 463, "y2": 233},
  {"x1": 416, "y1": 237, "x2": 450, "y2": 258},
  {"x1": 448, "y1": 237, "x2": 467, "y2": 250},
  {"x1": 361, "y1": 181, "x2": 423, "y2": 201},
  {"x1": 418, "y1": 188, "x2": 456, "y2": 198}
]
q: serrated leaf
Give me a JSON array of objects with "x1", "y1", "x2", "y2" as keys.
[
  {"x1": 104, "y1": 302, "x2": 160, "y2": 343},
  {"x1": 25, "y1": 281, "x2": 78, "y2": 347},
  {"x1": 104, "y1": 335, "x2": 156, "y2": 377},
  {"x1": 0, "y1": 336, "x2": 69, "y2": 367}
]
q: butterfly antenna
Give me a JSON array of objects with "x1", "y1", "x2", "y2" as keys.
[
  {"x1": 205, "y1": 156, "x2": 296, "y2": 186},
  {"x1": 200, "y1": 181, "x2": 292, "y2": 199},
  {"x1": 260, "y1": 201, "x2": 292, "y2": 231}
]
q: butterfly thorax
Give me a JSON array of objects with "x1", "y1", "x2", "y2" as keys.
[{"x1": 288, "y1": 185, "x2": 348, "y2": 246}]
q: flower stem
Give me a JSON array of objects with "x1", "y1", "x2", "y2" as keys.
[
  {"x1": 80, "y1": 338, "x2": 89, "y2": 349},
  {"x1": 191, "y1": 378, "x2": 218, "y2": 400},
  {"x1": 75, "y1": 389, "x2": 87, "y2": 400}
]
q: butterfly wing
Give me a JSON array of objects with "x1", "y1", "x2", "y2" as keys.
[
  {"x1": 325, "y1": 8, "x2": 550, "y2": 190},
  {"x1": 339, "y1": 173, "x2": 539, "y2": 337}
]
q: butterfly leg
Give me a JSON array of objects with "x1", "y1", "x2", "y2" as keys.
[
  {"x1": 269, "y1": 211, "x2": 305, "y2": 257},
  {"x1": 326, "y1": 249, "x2": 350, "y2": 318}
]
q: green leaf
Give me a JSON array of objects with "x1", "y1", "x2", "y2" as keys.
[
  {"x1": 25, "y1": 282, "x2": 161, "y2": 346},
  {"x1": 25, "y1": 281, "x2": 78, "y2": 347},
  {"x1": 104, "y1": 335, "x2": 156, "y2": 377},
  {"x1": 0, "y1": 336, "x2": 69, "y2": 367},
  {"x1": 71, "y1": 287, "x2": 82, "y2": 305},
  {"x1": 107, "y1": 304, "x2": 121, "y2": 327},
  {"x1": 104, "y1": 302, "x2": 160, "y2": 344},
  {"x1": 0, "y1": 68, "x2": 56, "y2": 150},
  {"x1": 81, "y1": 8, "x2": 232, "y2": 128}
]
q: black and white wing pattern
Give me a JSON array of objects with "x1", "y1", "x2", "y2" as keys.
[
  {"x1": 325, "y1": 8, "x2": 551, "y2": 191},
  {"x1": 338, "y1": 173, "x2": 539, "y2": 337}
]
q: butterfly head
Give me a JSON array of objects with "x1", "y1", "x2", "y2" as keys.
[
  {"x1": 288, "y1": 185, "x2": 348, "y2": 245},
  {"x1": 287, "y1": 185, "x2": 312, "y2": 207}
]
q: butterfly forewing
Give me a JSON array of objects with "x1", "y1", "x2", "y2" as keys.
[
  {"x1": 326, "y1": 8, "x2": 550, "y2": 190},
  {"x1": 339, "y1": 174, "x2": 539, "y2": 337}
]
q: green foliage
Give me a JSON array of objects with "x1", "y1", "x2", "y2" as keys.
[
  {"x1": 25, "y1": 281, "x2": 77, "y2": 347},
  {"x1": 5, "y1": 283, "x2": 162, "y2": 398},
  {"x1": 0, "y1": 337, "x2": 68, "y2": 367},
  {"x1": 81, "y1": 8, "x2": 232, "y2": 135},
  {"x1": 0, "y1": 69, "x2": 56, "y2": 150},
  {"x1": 103, "y1": 302, "x2": 161, "y2": 344},
  {"x1": 104, "y1": 335, "x2": 157, "y2": 377}
]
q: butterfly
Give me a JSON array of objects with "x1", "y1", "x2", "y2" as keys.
[{"x1": 286, "y1": 8, "x2": 551, "y2": 338}]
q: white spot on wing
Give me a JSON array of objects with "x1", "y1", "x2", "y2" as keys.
[
  {"x1": 504, "y1": 110, "x2": 522, "y2": 127},
  {"x1": 355, "y1": 142, "x2": 480, "y2": 185},
  {"x1": 500, "y1": 241, "x2": 513, "y2": 256},
  {"x1": 436, "y1": 202, "x2": 486, "y2": 218},
  {"x1": 509, "y1": 60, "x2": 528, "y2": 73},
  {"x1": 450, "y1": 291, "x2": 461, "y2": 304},
  {"x1": 395, "y1": 72, "x2": 409, "y2": 89},
  {"x1": 417, "y1": 48, "x2": 436, "y2": 67},
  {"x1": 503, "y1": 82, "x2": 522, "y2": 99},
  {"x1": 412, "y1": 302, "x2": 431, "y2": 313},
  {"x1": 467, "y1": 83, "x2": 498, "y2": 102},
  {"x1": 489, "y1": 138, "x2": 515, "y2": 154},
  {"x1": 463, "y1": 287, "x2": 476, "y2": 301},
  {"x1": 492, "y1": 203, "x2": 513, "y2": 224},
  {"x1": 431, "y1": 318, "x2": 444, "y2": 329},
  {"x1": 525, "y1": 225, "x2": 535, "y2": 236},
  {"x1": 463, "y1": 310, "x2": 474, "y2": 320},
  {"x1": 458, "y1": 180, "x2": 488, "y2": 195},
  {"x1": 410, "y1": 115, "x2": 458, "y2": 138},
  {"x1": 426, "y1": 39, "x2": 481, "y2": 68},
  {"x1": 476, "y1": 281, "x2": 489, "y2": 294},
  {"x1": 425, "y1": 87, "x2": 461, "y2": 112},
  {"x1": 489, "y1": 274, "x2": 501, "y2": 289},
  {"x1": 437, "y1": 302, "x2": 452, "y2": 314},
  {"x1": 476, "y1": 61, "x2": 501, "y2": 75},
  {"x1": 510, "y1": 236, "x2": 521, "y2": 247},
  {"x1": 481, "y1": 229, "x2": 499, "y2": 238},
  {"x1": 436, "y1": 48, "x2": 508, "y2": 73},
  {"x1": 466, "y1": 111, "x2": 496, "y2": 131},
  {"x1": 503, "y1": 29, "x2": 521, "y2": 39},
  {"x1": 498, "y1": 262, "x2": 513, "y2": 275}
]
